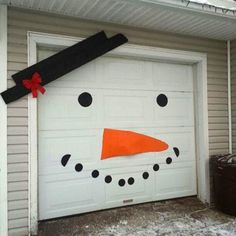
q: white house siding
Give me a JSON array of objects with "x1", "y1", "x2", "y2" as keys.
[
  {"x1": 7, "y1": 7, "x2": 229, "y2": 236},
  {"x1": 231, "y1": 40, "x2": 236, "y2": 152}
]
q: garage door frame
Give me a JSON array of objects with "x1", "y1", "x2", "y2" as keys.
[{"x1": 27, "y1": 31, "x2": 209, "y2": 235}]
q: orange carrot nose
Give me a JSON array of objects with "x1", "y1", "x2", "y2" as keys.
[{"x1": 101, "y1": 128, "x2": 169, "y2": 160}]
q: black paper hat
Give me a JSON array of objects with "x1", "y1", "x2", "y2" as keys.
[{"x1": 1, "y1": 31, "x2": 128, "y2": 104}]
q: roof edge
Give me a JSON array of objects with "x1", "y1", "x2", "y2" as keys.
[{"x1": 124, "y1": 0, "x2": 236, "y2": 19}]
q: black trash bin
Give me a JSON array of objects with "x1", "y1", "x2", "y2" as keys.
[{"x1": 212, "y1": 154, "x2": 236, "y2": 216}]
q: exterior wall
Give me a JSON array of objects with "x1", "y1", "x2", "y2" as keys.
[
  {"x1": 231, "y1": 40, "x2": 236, "y2": 152},
  {"x1": 7, "y1": 7, "x2": 228, "y2": 235}
]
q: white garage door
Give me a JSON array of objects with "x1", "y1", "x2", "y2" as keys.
[{"x1": 38, "y1": 47, "x2": 197, "y2": 220}]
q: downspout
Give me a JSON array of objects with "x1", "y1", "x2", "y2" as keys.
[{"x1": 228, "y1": 40, "x2": 232, "y2": 153}]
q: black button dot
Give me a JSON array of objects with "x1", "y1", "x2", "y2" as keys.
[
  {"x1": 128, "y1": 177, "x2": 135, "y2": 185},
  {"x1": 166, "y1": 157, "x2": 172, "y2": 164},
  {"x1": 156, "y1": 94, "x2": 168, "y2": 107},
  {"x1": 173, "y1": 147, "x2": 180, "y2": 157},
  {"x1": 61, "y1": 154, "x2": 71, "y2": 167},
  {"x1": 143, "y1": 172, "x2": 149, "y2": 179},
  {"x1": 118, "y1": 179, "x2": 125, "y2": 187},
  {"x1": 153, "y1": 164, "x2": 160, "y2": 171},
  {"x1": 78, "y1": 92, "x2": 92, "y2": 107},
  {"x1": 91, "y1": 170, "x2": 99, "y2": 178},
  {"x1": 75, "y1": 163, "x2": 83, "y2": 172},
  {"x1": 105, "y1": 175, "x2": 112, "y2": 183}
]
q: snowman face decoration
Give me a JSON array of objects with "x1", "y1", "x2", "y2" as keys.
[
  {"x1": 1, "y1": 29, "x2": 180, "y2": 188},
  {"x1": 32, "y1": 32, "x2": 185, "y2": 191},
  {"x1": 60, "y1": 91, "x2": 180, "y2": 187}
]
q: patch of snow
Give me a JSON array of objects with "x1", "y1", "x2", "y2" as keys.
[
  {"x1": 189, "y1": 0, "x2": 236, "y2": 10},
  {"x1": 119, "y1": 220, "x2": 128, "y2": 225}
]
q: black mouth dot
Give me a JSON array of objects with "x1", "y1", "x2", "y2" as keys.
[
  {"x1": 128, "y1": 177, "x2": 135, "y2": 185},
  {"x1": 143, "y1": 172, "x2": 149, "y2": 179},
  {"x1": 75, "y1": 163, "x2": 83, "y2": 172},
  {"x1": 118, "y1": 179, "x2": 125, "y2": 187},
  {"x1": 153, "y1": 164, "x2": 160, "y2": 171},
  {"x1": 105, "y1": 175, "x2": 112, "y2": 183},
  {"x1": 91, "y1": 170, "x2": 99, "y2": 178},
  {"x1": 173, "y1": 147, "x2": 180, "y2": 157},
  {"x1": 61, "y1": 154, "x2": 71, "y2": 167},
  {"x1": 166, "y1": 157, "x2": 172, "y2": 164}
]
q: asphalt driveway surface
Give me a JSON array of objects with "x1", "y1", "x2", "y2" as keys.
[{"x1": 38, "y1": 197, "x2": 236, "y2": 236}]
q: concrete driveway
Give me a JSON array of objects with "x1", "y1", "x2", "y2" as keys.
[{"x1": 38, "y1": 197, "x2": 236, "y2": 236}]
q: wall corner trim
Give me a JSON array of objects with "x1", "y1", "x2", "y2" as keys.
[
  {"x1": 0, "y1": 4, "x2": 8, "y2": 236},
  {"x1": 227, "y1": 40, "x2": 232, "y2": 154},
  {"x1": 27, "y1": 31, "x2": 39, "y2": 236}
]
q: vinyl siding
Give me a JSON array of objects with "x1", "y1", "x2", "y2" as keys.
[
  {"x1": 231, "y1": 40, "x2": 236, "y2": 152},
  {"x1": 7, "y1": 7, "x2": 228, "y2": 235}
]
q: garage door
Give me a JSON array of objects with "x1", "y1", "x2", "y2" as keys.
[{"x1": 38, "y1": 47, "x2": 197, "y2": 220}]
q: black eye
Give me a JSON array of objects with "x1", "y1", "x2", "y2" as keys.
[
  {"x1": 78, "y1": 92, "x2": 92, "y2": 107},
  {"x1": 156, "y1": 94, "x2": 168, "y2": 107}
]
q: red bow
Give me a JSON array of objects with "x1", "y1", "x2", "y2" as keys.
[{"x1": 22, "y1": 72, "x2": 46, "y2": 98}]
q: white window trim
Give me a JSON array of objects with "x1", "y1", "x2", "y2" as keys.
[
  {"x1": 0, "y1": 4, "x2": 8, "y2": 236},
  {"x1": 28, "y1": 31, "x2": 209, "y2": 235}
]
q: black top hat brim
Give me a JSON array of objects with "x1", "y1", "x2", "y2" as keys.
[{"x1": 1, "y1": 31, "x2": 128, "y2": 104}]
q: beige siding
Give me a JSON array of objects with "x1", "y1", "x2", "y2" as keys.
[
  {"x1": 231, "y1": 40, "x2": 236, "y2": 152},
  {"x1": 7, "y1": 7, "x2": 228, "y2": 235}
]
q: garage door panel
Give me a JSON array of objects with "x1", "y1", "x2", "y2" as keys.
[
  {"x1": 46, "y1": 59, "x2": 98, "y2": 88},
  {"x1": 152, "y1": 62, "x2": 193, "y2": 92},
  {"x1": 102, "y1": 91, "x2": 152, "y2": 123},
  {"x1": 154, "y1": 127, "x2": 195, "y2": 163},
  {"x1": 97, "y1": 57, "x2": 153, "y2": 90},
  {"x1": 154, "y1": 92, "x2": 194, "y2": 126},
  {"x1": 99, "y1": 57, "x2": 143, "y2": 81},
  {"x1": 38, "y1": 130, "x2": 102, "y2": 175},
  {"x1": 39, "y1": 173, "x2": 104, "y2": 220},
  {"x1": 38, "y1": 89, "x2": 97, "y2": 129},
  {"x1": 103, "y1": 166, "x2": 153, "y2": 207},
  {"x1": 153, "y1": 162, "x2": 197, "y2": 201}
]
